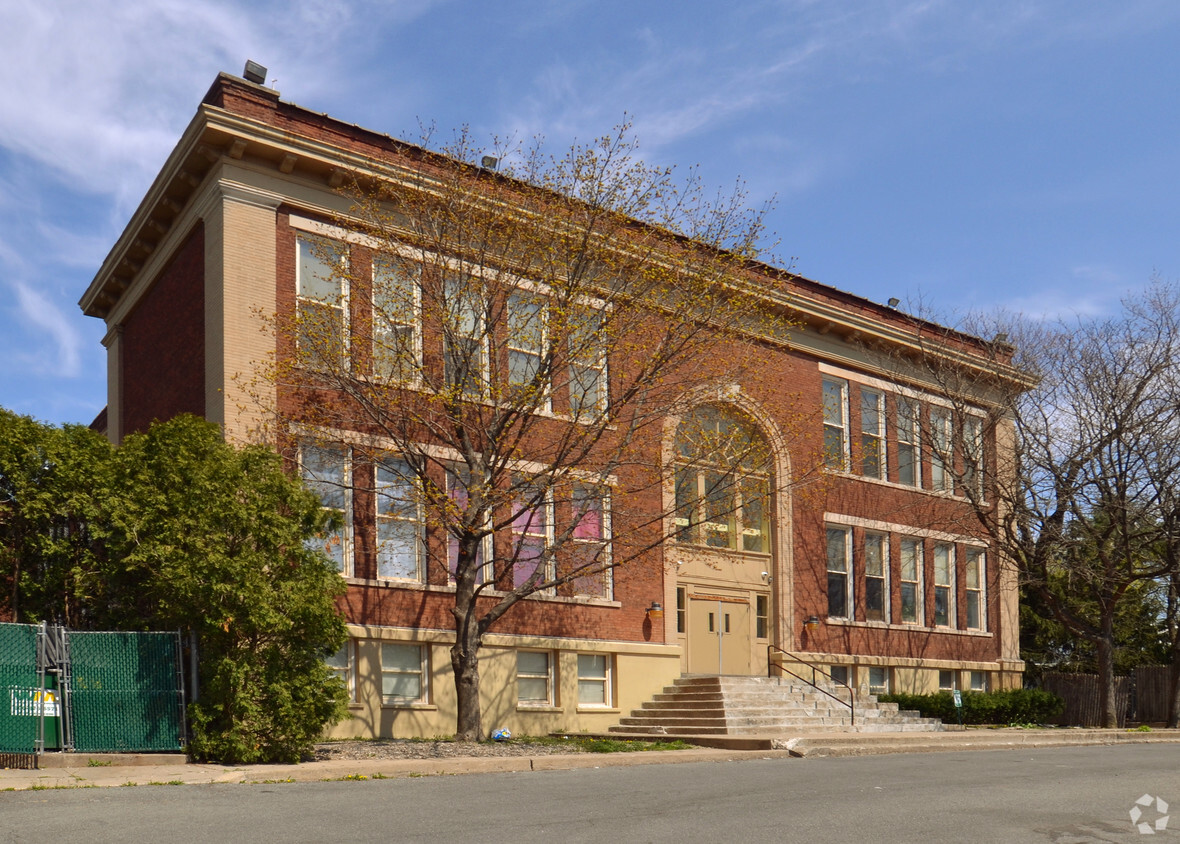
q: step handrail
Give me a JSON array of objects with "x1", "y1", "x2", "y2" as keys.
[{"x1": 767, "y1": 644, "x2": 855, "y2": 726}]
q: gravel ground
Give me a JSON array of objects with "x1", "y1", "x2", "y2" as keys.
[{"x1": 313, "y1": 739, "x2": 589, "y2": 761}]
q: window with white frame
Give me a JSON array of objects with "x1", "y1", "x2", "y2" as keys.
[
  {"x1": 861, "y1": 388, "x2": 885, "y2": 479},
  {"x1": 371, "y1": 255, "x2": 420, "y2": 383},
  {"x1": 569, "y1": 483, "x2": 611, "y2": 599},
  {"x1": 446, "y1": 467, "x2": 491, "y2": 586},
  {"x1": 965, "y1": 547, "x2": 986, "y2": 630},
  {"x1": 867, "y1": 666, "x2": 888, "y2": 694},
  {"x1": 897, "y1": 398, "x2": 920, "y2": 487},
  {"x1": 567, "y1": 307, "x2": 607, "y2": 417},
  {"x1": 516, "y1": 650, "x2": 554, "y2": 706},
  {"x1": 673, "y1": 406, "x2": 771, "y2": 552},
  {"x1": 443, "y1": 275, "x2": 485, "y2": 396},
  {"x1": 930, "y1": 407, "x2": 952, "y2": 492},
  {"x1": 756, "y1": 594, "x2": 770, "y2": 639},
  {"x1": 676, "y1": 587, "x2": 686, "y2": 634},
  {"x1": 381, "y1": 642, "x2": 428, "y2": 704},
  {"x1": 296, "y1": 235, "x2": 348, "y2": 369},
  {"x1": 511, "y1": 479, "x2": 553, "y2": 590},
  {"x1": 507, "y1": 290, "x2": 548, "y2": 402},
  {"x1": 822, "y1": 377, "x2": 849, "y2": 471},
  {"x1": 576, "y1": 653, "x2": 611, "y2": 707},
  {"x1": 864, "y1": 532, "x2": 888, "y2": 622},
  {"x1": 325, "y1": 642, "x2": 353, "y2": 701},
  {"x1": 826, "y1": 526, "x2": 852, "y2": 619},
  {"x1": 933, "y1": 543, "x2": 955, "y2": 627},
  {"x1": 962, "y1": 416, "x2": 984, "y2": 499},
  {"x1": 938, "y1": 669, "x2": 956, "y2": 691},
  {"x1": 969, "y1": 670, "x2": 988, "y2": 691},
  {"x1": 829, "y1": 665, "x2": 849, "y2": 686},
  {"x1": 375, "y1": 456, "x2": 423, "y2": 581},
  {"x1": 899, "y1": 538, "x2": 923, "y2": 624},
  {"x1": 300, "y1": 444, "x2": 351, "y2": 575}
]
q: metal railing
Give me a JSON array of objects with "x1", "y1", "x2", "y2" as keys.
[{"x1": 767, "y1": 644, "x2": 855, "y2": 726}]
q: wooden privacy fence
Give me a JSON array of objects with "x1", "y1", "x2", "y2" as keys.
[
  {"x1": 1042, "y1": 672, "x2": 1131, "y2": 727},
  {"x1": 1131, "y1": 666, "x2": 1175, "y2": 723}
]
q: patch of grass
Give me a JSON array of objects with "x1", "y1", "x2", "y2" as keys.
[
  {"x1": 147, "y1": 780, "x2": 184, "y2": 786},
  {"x1": 86, "y1": 759, "x2": 113, "y2": 767},
  {"x1": 520, "y1": 735, "x2": 692, "y2": 753},
  {"x1": 1132, "y1": 724, "x2": 1153, "y2": 732},
  {"x1": 371, "y1": 772, "x2": 391, "y2": 779},
  {"x1": 256, "y1": 777, "x2": 296, "y2": 784},
  {"x1": 28, "y1": 783, "x2": 95, "y2": 790}
]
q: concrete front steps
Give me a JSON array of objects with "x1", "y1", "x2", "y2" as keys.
[{"x1": 608, "y1": 675, "x2": 945, "y2": 744}]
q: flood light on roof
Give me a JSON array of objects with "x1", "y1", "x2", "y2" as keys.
[{"x1": 243, "y1": 60, "x2": 268, "y2": 85}]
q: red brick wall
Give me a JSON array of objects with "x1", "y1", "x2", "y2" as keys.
[{"x1": 121, "y1": 224, "x2": 206, "y2": 437}]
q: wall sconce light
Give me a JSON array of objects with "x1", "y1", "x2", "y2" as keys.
[
  {"x1": 803, "y1": 615, "x2": 821, "y2": 635},
  {"x1": 761, "y1": 571, "x2": 772, "y2": 584},
  {"x1": 646, "y1": 601, "x2": 664, "y2": 620}
]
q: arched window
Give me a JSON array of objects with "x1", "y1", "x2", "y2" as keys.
[{"x1": 673, "y1": 405, "x2": 772, "y2": 553}]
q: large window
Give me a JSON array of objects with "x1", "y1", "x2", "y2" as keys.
[
  {"x1": 446, "y1": 467, "x2": 491, "y2": 586},
  {"x1": 674, "y1": 406, "x2": 771, "y2": 553},
  {"x1": 325, "y1": 642, "x2": 353, "y2": 701},
  {"x1": 933, "y1": 543, "x2": 954, "y2": 627},
  {"x1": 371, "y1": 255, "x2": 420, "y2": 383},
  {"x1": 899, "y1": 538, "x2": 923, "y2": 624},
  {"x1": 568, "y1": 307, "x2": 607, "y2": 416},
  {"x1": 511, "y1": 480, "x2": 553, "y2": 590},
  {"x1": 507, "y1": 291, "x2": 548, "y2": 402},
  {"x1": 861, "y1": 388, "x2": 885, "y2": 479},
  {"x1": 897, "y1": 398, "x2": 920, "y2": 487},
  {"x1": 569, "y1": 483, "x2": 611, "y2": 599},
  {"x1": 822, "y1": 377, "x2": 849, "y2": 471},
  {"x1": 517, "y1": 651, "x2": 554, "y2": 706},
  {"x1": 375, "y1": 456, "x2": 423, "y2": 581},
  {"x1": 965, "y1": 548, "x2": 986, "y2": 630},
  {"x1": 381, "y1": 643, "x2": 428, "y2": 704},
  {"x1": 443, "y1": 275, "x2": 486, "y2": 396},
  {"x1": 826, "y1": 526, "x2": 852, "y2": 619},
  {"x1": 296, "y1": 235, "x2": 348, "y2": 368},
  {"x1": 863, "y1": 532, "x2": 887, "y2": 622},
  {"x1": 300, "y1": 444, "x2": 351, "y2": 575},
  {"x1": 962, "y1": 415, "x2": 984, "y2": 499},
  {"x1": 577, "y1": 653, "x2": 611, "y2": 707},
  {"x1": 930, "y1": 407, "x2": 952, "y2": 492}
]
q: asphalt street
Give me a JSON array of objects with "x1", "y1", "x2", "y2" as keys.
[{"x1": 3, "y1": 743, "x2": 1178, "y2": 843}]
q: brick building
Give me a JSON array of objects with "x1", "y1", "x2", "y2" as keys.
[{"x1": 79, "y1": 70, "x2": 1026, "y2": 738}]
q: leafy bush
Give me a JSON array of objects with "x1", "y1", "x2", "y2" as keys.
[{"x1": 878, "y1": 688, "x2": 1064, "y2": 725}]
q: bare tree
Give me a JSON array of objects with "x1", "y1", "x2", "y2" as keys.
[
  {"x1": 880, "y1": 284, "x2": 1180, "y2": 727},
  {"x1": 264, "y1": 125, "x2": 803, "y2": 740}
]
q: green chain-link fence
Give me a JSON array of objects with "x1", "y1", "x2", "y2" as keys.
[
  {"x1": 69, "y1": 631, "x2": 185, "y2": 753},
  {"x1": 0, "y1": 623, "x2": 40, "y2": 759}
]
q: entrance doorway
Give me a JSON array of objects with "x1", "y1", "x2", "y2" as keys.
[{"x1": 687, "y1": 593, "x2": 751, "y2": 675}]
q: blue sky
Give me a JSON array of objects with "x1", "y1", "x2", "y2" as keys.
[{"x1": 3, "y1": 0, "x2": 1179, "y2": 425}]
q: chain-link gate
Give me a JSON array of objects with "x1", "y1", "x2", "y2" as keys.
[
  {"x1": 68, "y1": 631, "x2": 185, "y2": 752},
  {"x1": 0, "y1": 622, "x2": 41, "y2": 767}
]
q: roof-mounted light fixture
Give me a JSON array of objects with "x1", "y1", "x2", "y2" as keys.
[
  {"x1": 887, "y1": 297, "x2": 900, "y2": 308},
  {"x1": 243, "y1": 60, "x2": 268, "y2": 86}
]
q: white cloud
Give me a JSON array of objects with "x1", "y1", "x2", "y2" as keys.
[{"x1": 6, "y1": 278, "x2": 84, "y2": 378}]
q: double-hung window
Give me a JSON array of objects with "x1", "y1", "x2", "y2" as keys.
[
  {"x1": 577, "y1": 653, "x2": 611, "y2": 707},
  {"x1": 861, "y1": 388, "x2": 885, "y2": 479},
  {"x1": 568, "y1": 307, "x2": 607, "y2": 417},
  {"x1": 375, "y1": 456, "x2": 423, "y2": 581},
  {"x1": 962, "y1": 416, "x2": 984, "y2": 499},
  {"x1": 300, "y1": 444, "x2": 351, "y2": 575},
  {"x1": 325, "y1": 642, "x2": 353, "y2": 701},
  {"x1": 897, "y1": 398, "x2": 921, "y2": 487},
  {"x1": 826, "y1": 526, "x2": 852, "y2": 619},
  {"x1": 443, "y1": 275, "x2": 485, "y2": 396},
  {"x1": 381, "y1": 643, "x2": 428, "y2": 704},
  {"x1": 296, "y1": 235, "x2": 348, "y2": 369},
  {"x1": 371, "y1": 256, "x2": 420, "y2": 383},
  {"x1": 965, "y1": 548, "x2": 986, "y2": 630},
  {"x1": 863, "y1": 532, "x2": 888, "y2": 622},
  {"x1": 933, "y1": 543, "x2": 954, "y2": 627},
  {"x1": 517, "y1": 651, "x2": 554, "y2": 706},
  {"x1": 822, "y1": 377, "x2": 849, "y2": 471},
  {"x1": 507, "y1": 291, "x2": 548, "y2": 404},
  {"x1": 899, "y1": 538, "x2": 923, "y2": 624},
  {"x1": 930, "y1": 407, "x2": 952, "y2": 492},
  {"x1": 569, "y1": 483, "x2": 611, "y2": 598},
  {"x1": 511, "y1": 479, "x2": 553, "y2": 590},
  {"x1": 446, "y1": 467, "x2": 491, "y2": 586}
]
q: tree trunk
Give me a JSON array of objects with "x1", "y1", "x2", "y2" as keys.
[
  {"x1": 451, "y1": 629, "x2": 483, "y2": 742},
  {"x1": 1096, "y1": 613, "x2": 1118, "y2": 728}
]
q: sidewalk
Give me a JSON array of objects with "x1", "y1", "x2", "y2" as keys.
[{"x1": 4, "y1": 729, "x2": 1180, "y2": 791}]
